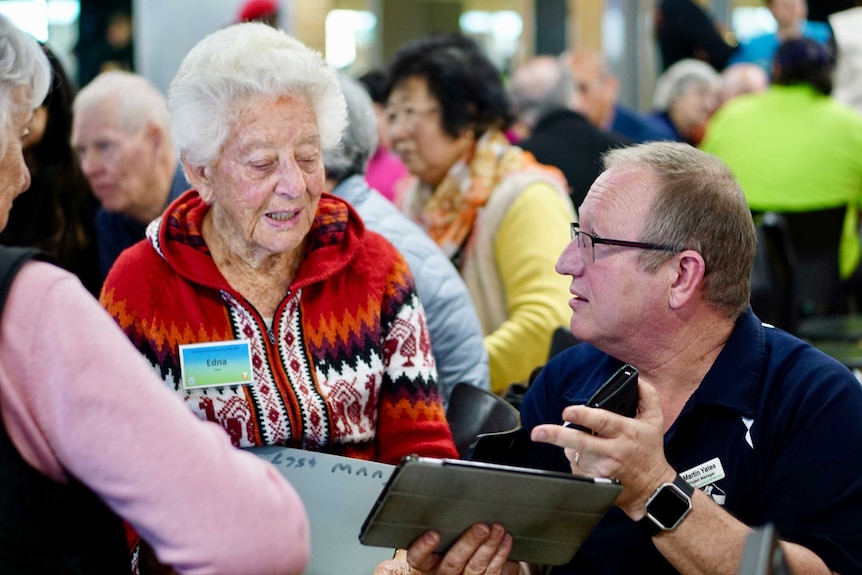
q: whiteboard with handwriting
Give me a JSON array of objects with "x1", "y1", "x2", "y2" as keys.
[{"x1": 248, "y1": 445, "x2": 396, "y2": 574}]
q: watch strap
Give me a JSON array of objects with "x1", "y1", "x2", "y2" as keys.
[{"x1": 638, "y1": 474, "x2": 694, "y2": 536}]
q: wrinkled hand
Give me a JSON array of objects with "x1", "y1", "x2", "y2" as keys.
[
  {"x1": 530, "y1": 379, "x2": 676, "y2": 518},
  {"x1": 373, "y1": 524, "x2": 521, "y2": 575},
  {"x1": 374, "y1": 552, "x2": 418, "y2": 575}
]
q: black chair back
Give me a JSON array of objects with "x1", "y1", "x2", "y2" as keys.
[
  {"x1": 757, "y1": 206, "x2": 847, "y2": 319},
  {"x1": 750, "y1": 213, "x2": 797, "y2": 332},
  {"x1": 446, "y1": 383, "x2": 521, "y2": 460}
]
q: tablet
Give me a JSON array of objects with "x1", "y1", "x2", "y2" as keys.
[{"x1": 358, "y1": 455, "x2": 622, "y2": 566}]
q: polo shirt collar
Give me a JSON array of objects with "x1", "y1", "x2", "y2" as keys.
[{"x1": 683, "y1": 308, "x2": 763, "y2": 419}]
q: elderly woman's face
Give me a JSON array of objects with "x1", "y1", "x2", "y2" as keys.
[
  {"x1": 386, "y1": 76, "x2": 474, "y2": 187},
  {"x1": 669, "y1": 80, "x2": 718, "y2": 140},
  {"x1": 0, "y1": 88, "x2": 33, "y2": 233},
  {"x1": 199, "y1": 93, "x2": 325, "y2": 257}
]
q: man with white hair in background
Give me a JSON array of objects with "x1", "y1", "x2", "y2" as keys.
[
  {"x1": 508, "y1": 55, "x2": 630, "y2": 211},
  {"x1": 72, "y1": 71, "x2": 188, "y2": 279}
]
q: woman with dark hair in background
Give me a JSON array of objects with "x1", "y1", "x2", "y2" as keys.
[
  {"x1": 384, "y1": 33, "x2": 574, "y2": 393},
  {"x1": 0, "y1": 45, "x2": 101, "y2": 295}
]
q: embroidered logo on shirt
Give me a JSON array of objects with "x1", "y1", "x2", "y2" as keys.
[
  {"x1": 702, "y1": 483, "x2": 726, "y2": 505},
  {"x1": 681, "y1": 457, "x2": 728, "y2": 505},
  {"x1": 742, "y1": 416, "x2": 754, "y2": 448}
]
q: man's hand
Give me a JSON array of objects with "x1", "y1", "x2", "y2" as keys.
[
  {"x1": 530, "y1": 379, "x2": 676, "y2": 517},
  {"x1": 373, "y1": 524, "x2": 521, "y2": 575}
]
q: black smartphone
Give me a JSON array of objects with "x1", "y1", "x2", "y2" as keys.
[
  {"x1": 565, "y1": 364, "x2": 639, "y2": 436},
  {"x1": 587, "y1": 364, "x2": 639, "y2": 418}
]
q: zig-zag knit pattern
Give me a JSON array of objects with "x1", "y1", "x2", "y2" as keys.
[{"x1": 101, "y1": 190, "x2": 456, "y2": 464}]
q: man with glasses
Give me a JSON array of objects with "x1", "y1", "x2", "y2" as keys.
[{"x1": 377, "y1": 141, "x2": 862, "y2": 575}]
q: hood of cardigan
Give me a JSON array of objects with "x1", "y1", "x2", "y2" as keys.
[{"x1": 148, "y1": 189, "x2": 367, "y2": 292}]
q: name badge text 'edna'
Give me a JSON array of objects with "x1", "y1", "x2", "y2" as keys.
[{"x1": 179, "y1": 340, "x2": 254, "y2": 390}]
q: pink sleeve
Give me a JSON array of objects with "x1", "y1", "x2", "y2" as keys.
[{"x1": 0, "y1": 262, "x2": 310, "y2": 575}]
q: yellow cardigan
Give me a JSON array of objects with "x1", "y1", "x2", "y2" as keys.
[{"x1": 460, "y1": 176, "x2": 574, "y2": 393}]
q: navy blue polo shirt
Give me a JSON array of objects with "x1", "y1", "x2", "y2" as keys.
[{"x1": 521, "y1": 310, "x2": 862, "y2": 574}]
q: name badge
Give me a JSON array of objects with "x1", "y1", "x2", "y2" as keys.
[
  {"x1": 680, "y1": 457, "x2": 726, "y2": 489},
  {"x1": 179, "y1": 340, "x2": 254, "y2": 390}
]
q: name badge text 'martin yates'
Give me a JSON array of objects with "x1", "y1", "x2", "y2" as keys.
[{"x1": 179, "y1": 340, "x2": 255, "y2": 390}]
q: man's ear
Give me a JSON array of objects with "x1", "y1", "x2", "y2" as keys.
[
  {"x1": 668, "y1": 250, "x2": 706, "y2": 309},
  {"x1": 181, "y1": 155, "x2": 215, "y2": 203},
  {"x1": 144, "y1": 121, "x2": 166, "y2": 154}
]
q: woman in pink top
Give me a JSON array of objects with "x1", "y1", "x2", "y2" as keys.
[{"x1": 0, "y1": 15, "x2": 309, "y2": 574}]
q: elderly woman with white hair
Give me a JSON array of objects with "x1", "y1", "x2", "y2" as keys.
[
  {"x1": 649, "y1": 58, "x2": 720, "y2": 145},
  {"x1": 100, "y1": 23, "x2": 457, "y2": 464}
]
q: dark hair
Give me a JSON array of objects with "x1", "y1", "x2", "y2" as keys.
[
  {"x1": 384, "y1": 33, "x2": 514, "y2": 139},
  {"x1": 357, "y1": 69, "x2": 388, "y2": 104},
  {"x1": 0, "y1": 45, "x2": 102, "y2": 296},
  {"x1": 772, "y1": 37, "x2": 834, "y2": 95}
]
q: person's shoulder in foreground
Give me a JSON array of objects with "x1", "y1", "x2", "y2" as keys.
[
  {"x1": 1, "y1": 258, "x2": 311, "y2": 574},
  {"x1": 0, "y1": 13, "x2": 304, "y2": 573}
]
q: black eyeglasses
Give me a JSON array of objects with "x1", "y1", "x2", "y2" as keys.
[{"x1": 570, "y1": 222, "x2": 686, "y2": 263}]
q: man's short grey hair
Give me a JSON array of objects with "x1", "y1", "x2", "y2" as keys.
[
  {"x1": 168, "y1": 22, "x2": 347, "y2": 170},
  {"x1": 323, "y1": 73, "x2": 378, "y2": 184},
  {"x1": 0, "y1": 14, "x2": 50, "y2": 150},
  {"x1": 508, "y1": 55, "x2": 575, "y2": 130},
  {"x1": 652, "y1": 59, "x2": 719, "y2": 110},
  {"x1": 74, "y1": 70, "x2": 170, "y2": 136},
  {"x1": 603, "y1": 141, "x2": 755, "y2": 319}
]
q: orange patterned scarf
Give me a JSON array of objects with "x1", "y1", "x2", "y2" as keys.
[{"x1": 399, "y1": 128, "x2": 567, "y2": 258}]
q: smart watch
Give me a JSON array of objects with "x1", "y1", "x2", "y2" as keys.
[{"x1": 638, "y1": 474, "x2": 694, "y2": 536}]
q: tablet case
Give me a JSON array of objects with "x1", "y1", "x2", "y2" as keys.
[{"x1": 359, "y1": 456, "x2": 622, "y2": 566}]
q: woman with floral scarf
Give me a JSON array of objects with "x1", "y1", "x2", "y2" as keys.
[{"x1": 384, "y1": 33, "x2": 575, "y2": 393}]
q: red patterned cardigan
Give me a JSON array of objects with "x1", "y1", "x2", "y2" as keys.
[{"x1": 100, "y1": 191, "x2": 457, "y2": 464}]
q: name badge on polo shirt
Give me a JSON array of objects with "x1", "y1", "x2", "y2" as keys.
[
  {"x1": 680, "y1": 457, "x2": 726, "y2": 489},
  {"x1": 179, "y1": 340, "x2": 254, "y2": 390}
]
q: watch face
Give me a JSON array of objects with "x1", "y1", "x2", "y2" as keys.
[{"x1": 648, "y1": 484, "x2": 691, "y2": 529}]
